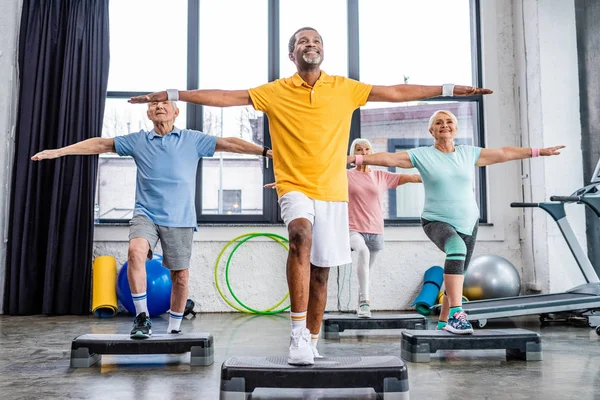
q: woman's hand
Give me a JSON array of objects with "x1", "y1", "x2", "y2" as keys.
[{"x1": 540, "y1": 145, "x2": 565, "y2": 156}]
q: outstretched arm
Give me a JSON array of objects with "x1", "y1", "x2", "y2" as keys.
[
  {"x1": 31, "y1": 138, "x2": 116, "y2": 161},
  {"x1": 215, "y1": 137, "x2": 272, "y2": 157},
  {"x1": 397, "y1": 174, "x2": 422, "y2": 186},
  {"x1": 367, "y1": 84, "x2": 493, "y2": 103},
  {"x1": 476, "y1": 145, "x2": 565, "y2": 167},
  {"x1": 347, "y1": 152, "x2": 414, "y2": 168},
  {"x1": 129, "y1": 89, "x2": 252, "y2": 107}
]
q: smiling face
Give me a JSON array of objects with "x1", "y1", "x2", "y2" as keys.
[
  {"x1": 429, "y1": 111, "x2": 458, "y2": 141},
  {"x1": 288, "y1": 28, "x2": 324, "y2": 69},
  {"x1": 147, "y1": 101, "x2": 179, "y2": 124}
]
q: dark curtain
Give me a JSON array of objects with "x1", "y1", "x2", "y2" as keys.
[{"x1": 3, "y1": 0, "x2": 110, "y2": 314}]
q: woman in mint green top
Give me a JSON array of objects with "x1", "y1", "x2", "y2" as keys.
[{"x1": 348, "y1": 110, "x2": 564, "y2": 334}]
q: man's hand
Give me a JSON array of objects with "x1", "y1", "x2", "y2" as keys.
[
  {"x1": 540, "y1": 145, "x2": 565, "y2": 156},
  {"x1": 129, "y1": 91, "x2": 168, "y2": 104},
  {"x1": 453, "y1": 86, "x2": 493, "y2": 96},
  {"x1": 266, "y1": 149, "x2": 273, "y2": 158},
  {"x1": 264, "y1": 182, "x2": 276, "y2": 189},
  {"x1": 31, "y1": 149, "x2": 62, "y2": 161}
]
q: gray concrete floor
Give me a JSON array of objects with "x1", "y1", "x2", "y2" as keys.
[{"x1": 0, "y1": 312, "x2": 598, "y2": 400}]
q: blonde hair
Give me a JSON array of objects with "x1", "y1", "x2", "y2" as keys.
[
  {"x1": 428, "y1": 110, "x2": 458, "y2": 132},
  {"x1": 348, "y1": 138, "x2": 373, "y2": 156}
]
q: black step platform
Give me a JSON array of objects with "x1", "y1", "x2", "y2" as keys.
[
  {"x1": 323, "y1": 314, "x2": 427, "y2": 339},
  {"x1": 70, "y1": 333, "x2": 214, "y2": 367},
  {"x1": 220, "y1": 356, "x2": 409, "y2": 400},
  {"x1": 401, "y1": 328, "x2": 542, "y2": 363}
]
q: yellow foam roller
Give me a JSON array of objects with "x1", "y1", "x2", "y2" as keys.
[{"x1": 92, "y1": 256, "x2": 118, "y2": 317}]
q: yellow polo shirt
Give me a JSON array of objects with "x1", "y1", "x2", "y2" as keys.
[{"x1": 249, "y1": 71, "x2": 372, "y2": 202}]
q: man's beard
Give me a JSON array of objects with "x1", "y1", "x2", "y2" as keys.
[{"x1": 302, "y1": 54, "x2": 321, "y2": 65}]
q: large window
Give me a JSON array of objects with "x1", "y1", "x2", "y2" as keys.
[
  {"x1": 99, "y1": 0, "x2": 484, "y2": 224},
  {"x1": 199, "y1": 0, "x2": 268, "y2": 217},
  {"x1": 357, "y1": 0, "x2": 485, "y2": 223}
]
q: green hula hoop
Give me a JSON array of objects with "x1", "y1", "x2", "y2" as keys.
[
  {"x1": 214, "y1": 232, "x2": 290, "y2": 314},
  {"x1": 225, "y1": 233, "x2": 291, "y2": 315}
]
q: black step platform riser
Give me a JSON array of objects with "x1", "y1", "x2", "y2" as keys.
[
  {"x1": 400, "y1": 329, "x2": 542, "y2": 363},
  {"x1": 323, "y1": 315, "x2": 427, "y2": 339},
  {"x1": 219, "y1": 356, "x2": 409, "y2": 399},
  {"x1": 70, "y1": 333, "x2": 214, "y2": 368}
]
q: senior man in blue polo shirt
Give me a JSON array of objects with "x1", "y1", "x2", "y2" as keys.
[{"x1": 32, "y1": 100, "x2": 271, "y2": 338}]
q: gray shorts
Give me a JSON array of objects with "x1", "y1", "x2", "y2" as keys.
[
  {"x1": 351, "y1": 231, "x2": 385, "y2": 252},
  {"x1": 129, "y1": 214, "x2": 194, "y2": 271}
]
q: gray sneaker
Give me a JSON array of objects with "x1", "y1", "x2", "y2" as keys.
[{"x1": 357, "y1": 301, "x2": 371, "y2": 318}]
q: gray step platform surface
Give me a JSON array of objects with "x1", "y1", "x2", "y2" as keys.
[
  {"x1": 70, "y1": 333, "x2": 214, "y2": 367},
  {"x1": 401, "y1": 328, "x2": 542, "y2": 363},
  {"x1": 323, "y1": 314, "x2": 427, "y2": 339},
  {"x1": 220, "y1": 356, "x2": 409, "y2": 400}
]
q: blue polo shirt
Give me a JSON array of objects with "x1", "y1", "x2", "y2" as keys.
[{"x1": 113, "y1": 127, "x2": 217, "y2": 227}]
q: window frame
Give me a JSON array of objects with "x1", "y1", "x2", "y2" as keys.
[
  {"x1": 348, "y1": 0, "x2": 487, "y2": 226},
  {"x1": 101, "y1": 0, "x2": 485, "y2": 225}
]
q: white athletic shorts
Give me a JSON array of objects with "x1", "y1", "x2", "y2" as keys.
[{"x1": 278, "y1": 191, "x2": 351, "y2": 267}]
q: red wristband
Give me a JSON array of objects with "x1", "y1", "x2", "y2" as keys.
[
  {"x1": 531, "y1": 148, "x2": 540, "y2": 158},
  {"x1": 355, "y1": 155, "x2": 363, "y2": 166}
]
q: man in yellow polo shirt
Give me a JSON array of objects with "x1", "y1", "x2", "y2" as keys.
[{"x1": 130, "y1": 27, "x2": 492, "y2": 365}]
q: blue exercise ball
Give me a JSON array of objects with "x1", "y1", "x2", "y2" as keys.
[
  {"x1": 463, "y1": 255, "x2": 521, "y2": 300},
  {"x1": 116, "y1": 255, "x2": 172, "y2": 316}
]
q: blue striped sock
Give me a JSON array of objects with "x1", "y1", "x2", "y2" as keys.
[
  {"x1": 132, "y1": 292, "x2": 149, "y2": 317},
  {"x1": 168, "y1": 310, "x2": 184, "y2": 333}
]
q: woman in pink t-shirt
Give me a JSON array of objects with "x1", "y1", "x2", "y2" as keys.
[{"x1": 348, "y1": 139, "x2": 422, "y2": 318}]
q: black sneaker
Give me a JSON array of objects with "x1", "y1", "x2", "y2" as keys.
[
  {"x1": 169, "y1": 329, "x2": 182, "y2": 334},
  {"x1": 130, "y1": 312, "x2": 152, "y2": 339}
]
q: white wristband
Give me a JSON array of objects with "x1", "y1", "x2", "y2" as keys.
[
  {"x1": 166, "y1": 89, "x2": 179, "y2": 101},
  {"x1": 442, "y1": 84, "x2": 455, "y2": 97}
]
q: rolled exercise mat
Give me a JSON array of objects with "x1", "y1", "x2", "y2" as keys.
[
  {"x1": 92, "y1": 256, "x2": 118, "y2": 317},
  {"x1": 411, "y1": 266, "x2": 444, "y2": 315}
]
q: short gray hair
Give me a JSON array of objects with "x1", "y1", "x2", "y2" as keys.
[
  {"x1": 288, "y1": 27, "x2": 322, "y2": 54},
  {"x1": 349, "y1": 138, "x2": 373, "y2": 156}
]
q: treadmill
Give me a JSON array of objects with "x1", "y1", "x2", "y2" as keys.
[{"x1": 456, "y1": 158, "x2": 600, "y2": 334}]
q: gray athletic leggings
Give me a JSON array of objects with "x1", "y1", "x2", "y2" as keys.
[{"x1": 421, "y1": 219, "x2": 479, "y2": 275}]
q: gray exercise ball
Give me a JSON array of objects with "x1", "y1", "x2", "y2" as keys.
[{"x1": 463, "y1": 255, "x2": 521, "y2": 300}]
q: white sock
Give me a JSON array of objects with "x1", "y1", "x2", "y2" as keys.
[
  {"x1": 311, "y1": 334, "x2": 319, "y2": 348},
  {"x1": 167, "y1": 310, "x2": 184, "y2": 333},
  {"x1": 132, "y1": 292, "x2": 149, "y2": 317},
  {"x1": 290, "y1": 311, "x2": 307, "y2": 330}
]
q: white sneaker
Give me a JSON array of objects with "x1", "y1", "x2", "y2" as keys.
[
  {"x1": 311, "y1": 346, "x2": 323, "y2": 359},
  {"x1": 357, "y1": 301, "x2": 372, "y2": 318},
  {"x1": 287, "y1": 327, "x2": 314, "y2": 365}
]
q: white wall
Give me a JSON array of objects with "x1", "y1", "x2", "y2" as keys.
[
  {"x1": 512, "y1": 0, "x2": 586, "y2": 292},
  {"x1": 0, "y1": 0, "x2": 21, "y2": 313}
]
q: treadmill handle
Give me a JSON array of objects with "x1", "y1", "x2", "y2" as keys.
[
  {"x1": 510, "y1": 202, "x2": 539, "y2": 208},
  {"x1": 550, "y1": 195, "x2": 580, "y2": 202}
]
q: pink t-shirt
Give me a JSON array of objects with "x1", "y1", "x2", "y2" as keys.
[{"x1": 347, "y1": 168, "x2": 401, "y2": 234}]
